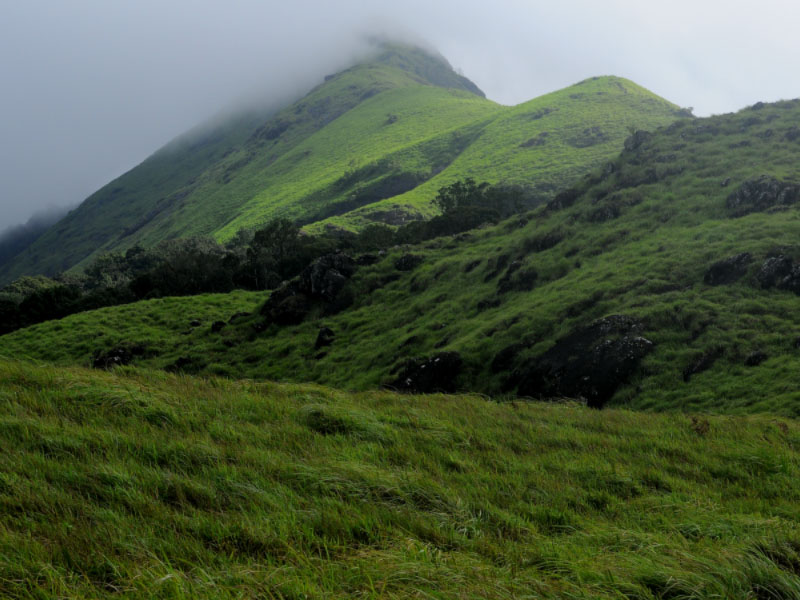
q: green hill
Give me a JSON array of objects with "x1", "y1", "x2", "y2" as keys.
[
  {"x1": 2, "y1": 358, "x2": 800, "y2": 598},
  {"x1": 0, "y1": 42, "x2": 679, "y2": 284},
  {"x1": 6, "y1": 98, "x2": 800, "y2": 415}
]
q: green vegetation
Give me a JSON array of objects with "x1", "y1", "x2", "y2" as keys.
[
  {"x1": 6, "y1": 99, "x2": 800, "y2": 415},
  {"x1": 2, "y1": 358, "x2": 800, "y2": 598},
  {"x1": 0, "y1": 43, "x2": 678, "y2": 285}
]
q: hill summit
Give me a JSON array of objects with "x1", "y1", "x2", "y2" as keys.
[{"x1": 0, "y1": 41, "x2": 679, "y2": 284}]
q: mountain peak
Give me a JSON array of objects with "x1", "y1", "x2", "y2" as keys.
[{"x1": 358, "y1": 39, "x2": 485, "y2": 98}]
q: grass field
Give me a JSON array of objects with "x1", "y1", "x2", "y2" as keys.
[
  {"x1": 4, "y1": 99, "x2": 800, "y2": 415},
  {"x1": 2, "y1": 358, "x2": 800, "y2": 598}
]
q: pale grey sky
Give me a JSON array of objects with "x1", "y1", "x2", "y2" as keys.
[{"x1": 2, "y1": 0, "x2": 799, "y2": 229}]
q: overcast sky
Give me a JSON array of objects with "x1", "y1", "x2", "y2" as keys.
[{"x1": 2, "y1": 0, "x2": 800, "y2": 229}]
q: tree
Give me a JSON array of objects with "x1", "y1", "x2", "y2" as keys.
[{"x1": 433, "y1": 178, "x2": 490, "y2": 214}]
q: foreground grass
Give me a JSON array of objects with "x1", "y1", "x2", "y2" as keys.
[{"x1": 2, "y1": 359, "x2": 800, "y2": 598}]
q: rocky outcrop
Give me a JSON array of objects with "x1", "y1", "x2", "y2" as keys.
[
  {"x1": 260, "y1": 254, "x2": 356, "y2": 326},
  {"x1": 756, "y1": 255, "x2": 794, "y2": 288},
  {"x1": 92, "y1": 344, "x2": 147, "y2": 369},
  {"x1": 390, "y1": 352, "x2": 463, "y2": 394},
  {"x1": 299, "y1": 254, "x2": 355, "y2": 302},
  {"x1": 509, "y1": 315, "x2": 653, "y2": 408},
  {"x1": 704, "y1": 253, "x2": 752, "y2": 285},
  {"x1": 726, "y1": 176, "x2": 800, "y2": 217}
]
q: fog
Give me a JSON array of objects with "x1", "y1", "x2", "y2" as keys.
[{"x1": 2, "y1": 0, "x2": 800, "y2": 230}]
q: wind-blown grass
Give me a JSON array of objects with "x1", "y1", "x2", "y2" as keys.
[{"x1": 2, "y1": 358, "x2": 800, "y2": 598}]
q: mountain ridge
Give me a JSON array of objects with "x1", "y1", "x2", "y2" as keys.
[{"x1": 0, "y1": 42, "x2": 679, "y2": 285}]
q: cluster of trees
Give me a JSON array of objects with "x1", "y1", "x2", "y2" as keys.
[{"x1": 0, "y1": 179, "x2": 537, "y2": 334}]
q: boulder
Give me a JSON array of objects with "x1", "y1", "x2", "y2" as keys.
[
  {"x1": 726, "y1": 176, "x2": 800, "y2": 217},
  {"x1": 390, "y1": 352, "x2": 463, "y2": 394},
  {"x1": 299, "y1": 254, "x2": 356, "y2": 302},
  {"x1": 757, "y1": 255, "x2": 794, "y2": 288},
  {"x1": 510, "y1": 315, "x2": 653, "y2": 408},
  {"x1": 260, "y1": 254, "x2": 356, "y2": 326},
  {"x1": 92, "y1": 344, "x2": 146, "y2": 369},
  {"x1": 703, "y1": 253, "x2": 752, "y2": 286},
  {"x1": 260, "y1": 283, "x2": 312, "y2": 326},
  {"x1": 315, "y1": 327, "x2": 335, "y2": 350},
  {"x1": 210, "y1": 320, "x2": 226, "y2": 333},
  {"x1": 777, "y1": 265, "x2": 800, "y2": 294}
]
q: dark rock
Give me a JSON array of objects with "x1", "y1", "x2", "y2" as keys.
[
  {"x1": 314, "y1": 327, "x2": 335, "y2": 350},
  {"x1": 683, "y1": 348, "x2": 723, "y2": 382},
  {"x1": 299, "y1": 254, "x2": 356, "y2": 302},
  {"x1": 260, "y1": 254, "x2": 357, "y2": 326},
  {"x1": 394, "y1": 254, "x2": 423, "y2": 271},
  {"x1": 778, "y1": 265, "x2": 800, "y2": 294},
  {"x1": 511, "y1": 315, "x2": 653, "y2": 408},
  {"x1": 726, "y1": 176, "x2": 800, "y2": 217},
  {"x1": 703, "y1": 253, "x2": 752, "y2": 285},
  {"x1": 624, "y1": 130, "x2": 652, "y2": 152},
  {"x1": 92, "y1": 344, "x2": 146, "y2": 369},
  {"x1": 390, "y1": 352, "x2": 463, "y2": 394},
  {"x1": 189, "y1": 319, "x2": 202, "y2": 327},
  {"x1": 211, "y1": 320, "x2": 226, "y2": 333},
  {"x1": 757, "y1": 255, "x2": 794, "y2": 288},
  {"x1": 260, "y1": 283, "x2": 312, "y2": 326},
  {"x1": 744, "y1": 351, "x2": 768, "y2": 367}
]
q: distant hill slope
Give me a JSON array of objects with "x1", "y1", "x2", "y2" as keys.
[
  {"x1": 0, "y1": 42, "x2": 679, "y2": 284},
  {"x1": 6, "y1": 98, "x2": 800, "y2": 414},
  {"x1": 2, "y1": 358, "x2": 800, "y2": 598}
]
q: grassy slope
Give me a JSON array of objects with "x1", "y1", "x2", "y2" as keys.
[
  {"x1": 0, "y1": 48, "x2": 679, "y2": 284},
  {"x1": 0, "y1": 108, "x2": 275, "y2": 283},
  {"x1": 3, "y1": 358, "x2": 800, "y2": 598},
  {"x1": 6, "y1": 100, "x2": 800, "y2": 415},
  {"x1": 322, "y1": 76, "x2": 678, "y2": 230}
]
